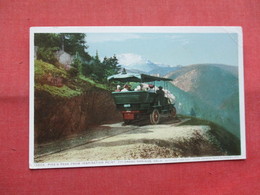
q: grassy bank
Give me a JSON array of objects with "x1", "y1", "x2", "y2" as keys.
[{"x1": 34, "y1": 60, "x2": 111, "y2": 98}]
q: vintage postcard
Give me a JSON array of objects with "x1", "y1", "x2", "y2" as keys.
[{"x1": 29, "y1": 26, "x2": 245, "y2": 169}]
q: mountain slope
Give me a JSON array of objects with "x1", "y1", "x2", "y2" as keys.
[
  {"x1": 148, "y1": 66, "x2": 181, "y2": 76},
  {"x1": 165, "y1": 64, "x2": 240, "y2": 138},
  {"x1": 166, "y1": 64, "x2": 238, "y2": 107}
]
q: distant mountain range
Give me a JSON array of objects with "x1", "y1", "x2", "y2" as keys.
[
  {"x1": 116, "y1": 53, "x2": 181, "y2": 75},
  {"x1": 117, "y1": 53, "x2": 240, "y2": 138}
]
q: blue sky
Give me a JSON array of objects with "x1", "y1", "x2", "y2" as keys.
[{"x1": 85, "y1": 33, "x2": 238, "y2": 66}]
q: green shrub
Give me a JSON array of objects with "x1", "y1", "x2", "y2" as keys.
[
  {"x1": 35, "y1": 84, "x2": 82, "y2": 98},
  {"x1": 34, "y1": 60, "x2": 67, "y2": 81},
  {"x1": 37, "y1": 47, "x2": 59, "y2": 64},
  {"x1": 68, "y1": 67, "x2": 79, "y2": 77}
]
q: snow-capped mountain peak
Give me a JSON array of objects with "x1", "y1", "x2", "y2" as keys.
[
  {"x1": 117, "y1": 53, "x2": 167, "y2": 73},
  {"x1": 117, "y1": 53, "x2": 149, "y2": 66}
]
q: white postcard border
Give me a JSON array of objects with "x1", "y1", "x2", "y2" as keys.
[{"x1": 29, "y1": 26, "x2": 246, "y2": 169}]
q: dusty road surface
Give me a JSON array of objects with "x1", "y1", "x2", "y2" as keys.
[{"x1": 35, "y1": 118, "x2": 222, "y2": 163}]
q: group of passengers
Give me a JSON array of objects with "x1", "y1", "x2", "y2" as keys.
[
  {"x1": 115, "y1": 84, "x2": 156, "y2": 92},
  {"x1": 115, "y1": 84, "x2": 176, "y2": 104}
]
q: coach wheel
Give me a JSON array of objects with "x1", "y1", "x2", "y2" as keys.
[{"x1": 150, "y1": 109, "x2": 160, "y2": 125}]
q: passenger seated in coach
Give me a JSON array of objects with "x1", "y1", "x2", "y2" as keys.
[
  {"x1": 147, "y1": 84, "x2": 155, "y2": 92},
  {"x1": 156, "y1": 86, "x2": 165, "y2": 106},
  {"x1": 141, "y1": 83, "x2": 149, "y2": 91},
  {"x1": 114, "y1": 85, "x2": 121, "y2": 92},
  {"x1": 134, "y1": 84, "x2": 143, "y2": 91},
  {"x1": 121, "y1": 84, "x2": 132, "y2": 92}
]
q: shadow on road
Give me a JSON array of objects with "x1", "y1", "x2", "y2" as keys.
[{"x1": 34, "y1": 116, "x2": 183, "y2": 159}]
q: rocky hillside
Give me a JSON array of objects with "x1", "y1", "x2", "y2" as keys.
[
  {"x1": 34, "y1": 60, "x2": 121, "y2": 144},
  {"x1": 167, "y1": 64, "x2": 238, "y2": 107}
]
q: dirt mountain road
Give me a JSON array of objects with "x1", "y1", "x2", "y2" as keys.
[{"x1": 35, "y1": 118, "x2": 223, "y2": 163}]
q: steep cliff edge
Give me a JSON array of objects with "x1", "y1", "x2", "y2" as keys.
[{"x1": 34, "y1": 60, "x2": 121, "y2": 144}]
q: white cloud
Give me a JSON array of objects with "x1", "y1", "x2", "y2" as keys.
[{"x1": 116, "y1": 53, "x2": 147, "y2": 66}]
